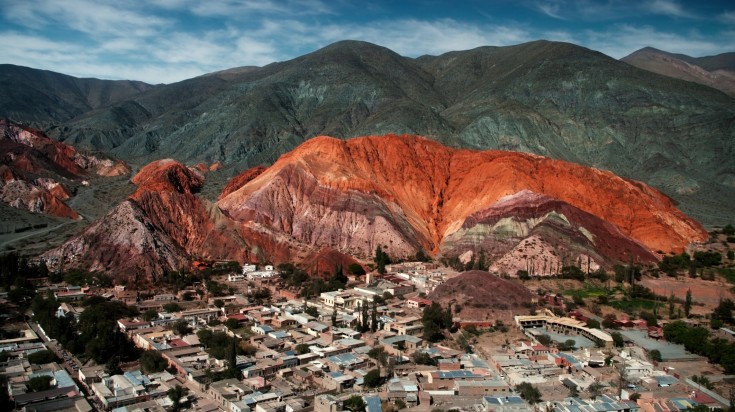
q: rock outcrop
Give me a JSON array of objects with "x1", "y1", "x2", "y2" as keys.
[
  {"x1": 219, "y1": 134, "x2": 706, "y2": 267},
  {"x1": 49, "y1": 134, "x2": 707, "y2": 278},
  {"x1": 44, "y1": 159, "x2": 250, "y2": 279},
  {"x1": 0, "y1": 120, "x2": 130, "y2": 218}
]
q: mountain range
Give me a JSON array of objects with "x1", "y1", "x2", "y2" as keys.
[
  {"x1": 2, "y1": 40, "x2": 733, "y2": 226},
  {"x1": 42, "y1": 134, "x2": 706, "y2": 281},
  {"x1": 622, "y1": 47, "x2": 735, "y2": 98}
]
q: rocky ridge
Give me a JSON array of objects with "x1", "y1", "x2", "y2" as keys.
[
  {"x1": 0, "y1": 120, "x2": 129, "y2": 219},
  {"x1": 46, "y1": 134, "x2": 707, "y2": 279}
]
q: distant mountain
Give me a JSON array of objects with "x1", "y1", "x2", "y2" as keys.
[
  {"x1": 622, "y1": 47, "x2": 735, "y2": 97},
  {"x1": 0, "y1": 64, "x2": 156, "y2": 124},
  {"x1": 0, "y1": 120, "x2": 129, "y2": 219},
  {"x1": 45, "y1": 135, "x2": 706, "y2": 280},
  {"x1": 4, "y1": 40, "x2": 735, "y2": 225}
]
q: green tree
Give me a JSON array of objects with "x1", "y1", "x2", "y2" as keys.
[
  {"x1": 214, "y1": 299, "x2": 225, "y2": 308},
  {"x1": 295, "y1": 343, "x2": 310, "y2": 355},
  {"x1": 536, "y1": 334, "x2": 553, "y2": 346},
  {"x1": 163, "y1": 302, "x2": 182, "y2": 313},
  {"x1": 348, "y1": 263, "x2": 366, "y2": 276},
  {"x1": 374, "y1": 246, "x2": 390, "y2": 275},
  {"x1": 140, "y1": 350, "x2": 168, "y2": 373},
  {"x1": 587, "y1": 382, "x2": 604, "y2": 399},
  {"x1": 344, "y1": 395, "x2": 366, "y2": 412},
  {"x1": 685, "y1": 289, "x2": 692, "y2": 318},
  {"x1": 27, "y1": 375, "x2": 53, "y2": 392},
  {"x1": 586, "y1": 319, "x2": 601, "y2": 329},
  {"x1": 168, "y1": 385, "x2": 189, "y2": 412},
  {"x1": 173, "y1": 319, "x2": 192, "y2": 336},
  {"x1": 371, "y1": 299, "x2": 378, "y2": 333},
  {"x1": 515, "y1": 382, "x2": 542, "y2": 404},
  {"x1": 364, "y1": 369, "x2": 382, "y2": 388},
  {"x1": 27, "y1": 350, "x2": 57, "y2": 365},
  {"x1": 105, "y1": 356, "x2": 122, "y2": 375},
  {"x1": 412, "y1": 351, "x2": 437, "y2": 366},
  {"x1": 650, "y1": 349, "x2": 662, "y2": 362},
  {"x1": 143, "y1": 309, "x2": 159, "y2": 321},
  {"x1": 331, "y1": 306, "x2": 338, "y2": 327},
  {"x1": 611, "y1": 331, "x2": 624, "y2": 348}
]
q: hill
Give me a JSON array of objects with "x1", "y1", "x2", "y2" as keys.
[
  {"x1": 0, "y1": 64, "x2": 155, "y2": 124},
  {"x1": 428, "y1": 270, "x2": 534, "y2": 315},
  {"x1": 45, "y1": 134, "x2": 706, "y2": 279},
  {"x1": 622, "y1": 47, "x2": 735, "y2": 97}
]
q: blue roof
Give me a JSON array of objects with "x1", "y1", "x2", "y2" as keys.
[
  {"x1": 435, "y1": 370, "x2": 481, "y2": 379},
  {"x1": 484, "y1": 396, "x2": 526, "y2": 405},
  {"x1": 124, "y1": 370, "x2": 151, "y2": 386},
  {"x1": 654, "y1": 375, "x2": 678, "y2": 385},
  {"x1": 328, "y1": 353, "x2": 360, "y2": 366},
  {"x1": 364, "y1": 396, "x2": 382, "y2": 412}
]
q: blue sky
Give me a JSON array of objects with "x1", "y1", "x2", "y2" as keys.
[{"x1": 0, "y1": 0, "x2": 732, "y2": 84}]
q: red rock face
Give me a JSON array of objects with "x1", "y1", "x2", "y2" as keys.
[
  {"x1": 218, "y1": 165, "x2": 267, "y2": 200},
  {"x1": 0, "y1": 120, "x2": 130, "y2": 218},
  {"x1": 50, "y1": 134, "x2": 706, "y2": 278},
  {"x1": 219, "y1": 134, "x2": 706, "y2": 263},
  {"x1": 46, "y1": 159, "x2": 252, "y2": 280}
]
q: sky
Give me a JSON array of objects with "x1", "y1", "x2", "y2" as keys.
[{"x1": 0, "y1": 0, "x2": 733, "y2": 84}]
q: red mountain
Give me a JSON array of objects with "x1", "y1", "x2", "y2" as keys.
[
  {"x1": 44, "y1": 160, "x2": 251, "y2": 281},
  {"x1": 46, "y1": 134, "x2": 706, "y2": 279},
  {"x1": 0, "y1": 120, "x2": 129, "y2": 218}
]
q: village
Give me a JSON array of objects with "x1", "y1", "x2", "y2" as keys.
[{"x1": 1, "y1": 259, "x2": 733, "y2": 412}]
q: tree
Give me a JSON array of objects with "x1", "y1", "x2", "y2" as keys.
[
  {"x1": 361, "y1": 299, "x2": 369, "y2": 332},
  {"x1": 168, "y1": 385, "x2": 189, "y2": 412},
  {"x1": 163, "y1": 302, "x2": 182, "y2": 313},
  {"x1": 348, "y1": 263, "x2": 366, "y2": 276},
  {"x1": 649, "y1": 349, "x2": 662, "y2": 362},
  {"x1": 105, "y1": 356, "x2": 122, "y2": 376},
  {"x1": 27, "y1": 375, "x2": 53, "y2": 392},
  {"x1": 295, "y1": 343, "x2": 310, "y2": 355},
  {"x1": 586, "y1": 319, "x2": 601, "y2": 329},
  {"x1": 536, "y1": 334, "x2": 553, "y2": 346},
  {"x1": 374, "y1": 246, "x2": 390, "y2": 275},
  {"x1": 173, "y1": 319, "x2": 192, "y2": 336},
  {"x1": 368, "y1": 347, "x2": 389, "y2": 367},
  {"x1": 364, "y1": 369, "x2": 382, "y2": 388},
  {"x1": 27, "y1": 350, "x2": 57, "y2": 365},
  {"x1": 602, "y1": 313, "x2": 618, "y2": 329},
  {"x1": 344, "y1": 395, "x2": 366, "y2": 412},
  {"x1": 371, "y1": 299, "x2": 378, "y2": 333},
  {"x1": 412, "y1": 351, "x2": 437, "y2": 366},
  {"x1": 685, "y1": 289, "x2": 692, "y2": 318},
  {"x1": 214, "y1": 299, "x2": 225, "y2": 309},
  {"x1": 515, "y1": 382, "x2": 542, "y2": 404},
  {"x1": 611, "y1": 331, "x2": 624, "y2": 348},
  {"x1": 224, "y1": 318, "x2": 240, "y2": 330},
  {"x1": 140, "y1": 350, "x2": 167, "y2": 373},
  {"x1": 143, "y1": 309, "x2": 159, "y2": 321},
  {"x1": 587, "y1": 382, "x2": 604, "y2": 399},
  {"x1": 331, "y1": 306, "x2": 338, "y2": 327}
]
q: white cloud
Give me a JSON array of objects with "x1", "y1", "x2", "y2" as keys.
[
  {"x1": 3, "y1": 0, "x2": 170, "y2": 37},
  {"x1": 535, "y1": 1, "x2": 565, "y2": 20},
  {"x1": 644, "y1": 0, "x2": 696, "y2": 19}
]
